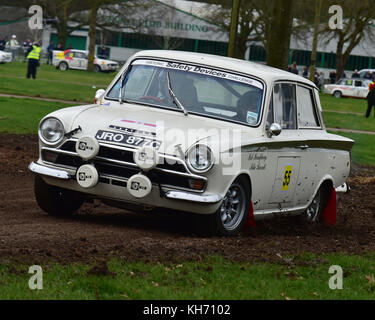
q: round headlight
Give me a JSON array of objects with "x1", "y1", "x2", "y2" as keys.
[
  {"x1": 186, "y1": 144, "x2": 214, "y2": 173},
  {"x1": 39, "y1": 117, "x2": 65, "y2": 145}
]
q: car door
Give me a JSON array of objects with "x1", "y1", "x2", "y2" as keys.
[
  {"x1": 81, "y1": 52, "x2": 88, "y2": 70},
  {"x1": 344, "y1": 79, "x2": 356, "y2": 97},
  {"x1": 295, "y1": 84, "x2": 323, "y2": 207},
  {"x1": 66, "y1": 51, "x2": 78, "y2": 69},
  {"x1": 266, "y1": 82, "x2": 303, "y2": 210},
  {"x1": 356, "y1": 80, "x2": 369, "y2": 98},
  {"x1": 74, "y1": 52, "x2": 83, "y2": 69}
]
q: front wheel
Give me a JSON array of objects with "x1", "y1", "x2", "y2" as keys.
[
  {"x1": 34, "y1": 175, "x2": 85, "y2": 216},
  {"x1": 58, "y1": 61, "x2": 68, "y2": 71},
  {"x1": 196, "y1": 176, "x2": 250, "y2": 236},
  {"x1": 333, "y1": 91, "x2": 342, "y2": 98}
]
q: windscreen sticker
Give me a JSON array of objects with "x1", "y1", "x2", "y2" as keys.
[
  {"x1": 281, "y1": 165, "x2": 293, "y2": 192},
  {"x1": 246, "y1": 111, "x2": 258, "y2": 125},
  {"x1": 131, "y1": 59, "x2": 264, "y2": 89}
]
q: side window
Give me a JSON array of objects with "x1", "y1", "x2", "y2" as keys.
[
  {"x1": 355, "y1": 80, "x2": 362, "y2": 87},
  {"x1": 296, "y1": 86, "x2": 320, "y2": 128},
  {"x1": 65, "y1": 51, "x2": 73, "y2": 59},
  {"x1": 273, "y1": 83, "x2": 297, "y2": 130}
]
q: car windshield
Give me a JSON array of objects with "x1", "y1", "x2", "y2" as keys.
[{"x1": 106, "y1": 59, "x2": 264, "y2": 126}]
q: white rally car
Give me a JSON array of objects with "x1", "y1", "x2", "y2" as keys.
[
  {"x1": 324, "y1": 78, "x2": 371, "y2": 98},
  {"x1": 29, "y1": 50, "x2": 353, "y2": 236},
  {"x1": 53, "y1": 49, "x2": 119, "y2": 72},
  {"x1": 0, "y1": 50, "x2": 12, "y2": 63}
]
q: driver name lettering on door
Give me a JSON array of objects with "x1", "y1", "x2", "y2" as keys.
[{"x1": 281, "y1": 165, "x2": 293, "y2": 192}]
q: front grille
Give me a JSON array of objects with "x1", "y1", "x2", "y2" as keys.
[
  {"x1": 60, "y1": 140, "x2": 187, "y2": 173},
  {"x1": 42, "y1": 141, "x2": 206, "y2": 191}
]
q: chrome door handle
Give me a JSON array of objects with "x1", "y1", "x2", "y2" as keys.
[{"x1": 299, "y1": 145, "x2": 309, "y2": 150}]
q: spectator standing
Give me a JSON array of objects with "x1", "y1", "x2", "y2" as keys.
[
  {"x1": 365, "y1": 81, "x2": 375, "y2": 118},
  {"x1": 47, "y1": 41, "x2": 55, "y2": 65},
  {"x1": 0, "y1": 37, "x2": 6, "y2": 51},
  {"x1": 56, "y1": 43, "x2": 63, "y2": 51},
  {"x1": 26, "y1": 42, "x2": 41, "y2": 79},
  {"x1": 290, "y1": 61, "x2": 298, "y2": 75},
  {"x1": 318, "y1": 72, "x2": 325, "y2": 91},
  {"x1": 99, "y1": 45, "x2": 109, "y2": 59},
  {"x1": 329, "y1": 70, "x2": 337, "y2": 84},
  {"x1": 302, "y1": 66, "x2": 309, "y2": 78},
  {"x1": 364, "y1": 71, "x2": 372, "y2": 79},
  {"x1": 313, "y1": 71, "x2": 319, "y2": 87},
  {"x1": 352, "y1": 69, "x2": 360, "y2": 78},
  {"x1": 6, "y1": 35, "x2": 19, "y2": 61},
  {"x1": 22, "y1": 39, "x2": 32, "y2": 62}
]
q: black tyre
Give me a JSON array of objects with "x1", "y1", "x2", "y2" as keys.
[
  {"x1": 304, "y1": 183, "x2": 331, "y2": 224},
  {"x1": 34, "y1": 175, "x2": 85, "y2": 216},
  {"x1": 333, "y1": 91, "x2": 342, "y2": 98},
  {"x1": 94, "y1": 64, "x2": 101, "y2": 72},
  {"x1": 196, "y1": 176, "x2": 250, "y2": 236},
  {"x1": 58, "y1": 61, "x2": 68, "y2": 71}
]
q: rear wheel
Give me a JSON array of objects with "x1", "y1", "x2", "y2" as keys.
[
  {"x1": 196, "y1": 176, "x2": 250, "y2": 236},
  {"x1": 94, "y1": 64, "x2": 101, "y2": 72},
  {"x1": 333, "y1": 91, "x2": 342, "y2": 98},
  {"x1": 305, "y1": 188, "x2": 323, "y2": 223},
  {"x1": 58, "y1": 61, "x2": 68, "y2": 71},
  {"x1": 34, "y1": 175, "x2": 85, "y2": 216},
  {"x1": 304, "y1": 183, "x2": 332, "y2": 224}
]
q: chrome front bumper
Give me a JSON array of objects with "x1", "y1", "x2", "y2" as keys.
[
  {"x1": 28, "y1": 162, "x2": 222, "y2": 204},
  {"x1": 164, "y1": 191, "x2": 222, "y2": 204},
  {"x1": 28, "y1": 162, "x2": 71, "y2": 179}
]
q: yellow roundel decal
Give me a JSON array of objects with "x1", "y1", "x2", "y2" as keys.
[{"x1": 281, "y1": 165, "x2": 293, "y2": 192}]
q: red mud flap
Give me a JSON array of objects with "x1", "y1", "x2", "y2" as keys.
[
  {"x1": 244, "y1": 201, "x2": 256, "y2": 229},
  {"x1": 321, "y1": 188, "x2": 337, "y2": 227}
]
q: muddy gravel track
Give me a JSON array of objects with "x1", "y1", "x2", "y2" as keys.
[{"x1": 0, "y1": 134, "x2": 375, "y2": 265}]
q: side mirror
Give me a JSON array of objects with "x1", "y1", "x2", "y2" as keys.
[
  {"x1": 267, "y1": 123, "x2": 282, "y2": 137},
  {"x1": 94, "y1": 89, "x2": 105, "y2": 104}
]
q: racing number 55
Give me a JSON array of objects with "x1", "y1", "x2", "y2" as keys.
[{"x1": 281, "y1": 165, "x2": 293, "y2": 192}]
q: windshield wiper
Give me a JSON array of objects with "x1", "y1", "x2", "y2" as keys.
[
  {"x1": 166, "y1": 72, "x2": 188, "y2": 116},
  {"x1": 119, "y1": 71, "x2": 125, "y2": 104}
]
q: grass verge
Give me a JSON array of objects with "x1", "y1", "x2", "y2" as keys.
[
  {"x1": 324, "y1": 112, "x2": 375, "y2": 132},
  {"x1": 0, "y1": 97, "x2": 75, "y2": 134},
  {"x1": 328, "y1": 131, "x2": 375, "y2": 165},
  {"x1": 320, "y1": 93, "x2": 368, "y2": 114},
  {"x1": 0, "y1": 62, "x2": 114, "y2": 103},
  {"x1": 1, "y1": 254, "x2": 375, "y2": 299}
]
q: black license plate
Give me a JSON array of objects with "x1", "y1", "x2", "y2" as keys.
[{"x1": 95, "y1": 130, "x2": 161, "y2": 149}]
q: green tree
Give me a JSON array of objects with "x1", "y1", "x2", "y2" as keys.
[
  {"x1": 321, "y1": 0, "x2": 375, "y2": 80},
  {"x1": 266, "y1": 0, "x2": 294, "y2": 69}
]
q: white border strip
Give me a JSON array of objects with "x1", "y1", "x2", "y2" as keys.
[{"x1": 132, "y1": 59, "x2": 264, "y2": 90}]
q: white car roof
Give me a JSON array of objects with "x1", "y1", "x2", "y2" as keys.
[{"x1": 130, "y1": 50, "x2": 316, "y2": 88}]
